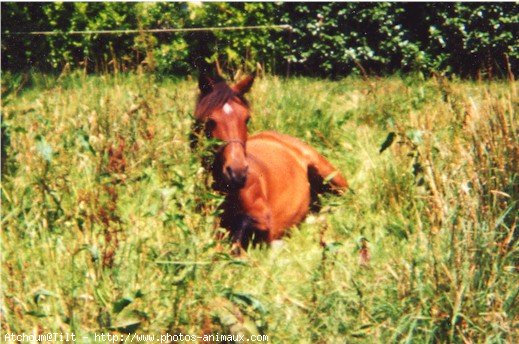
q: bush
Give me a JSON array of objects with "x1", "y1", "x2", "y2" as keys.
[{"x1": 1, "y1": 3, "x2": 517, "y2": 77}]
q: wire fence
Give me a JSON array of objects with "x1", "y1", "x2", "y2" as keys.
[
  {"x1": 2, "y1": 24, "x2": 294, "y2": 76},
  {"x1": 4, "y1": 25, "x2": 293, "y2": 36}
]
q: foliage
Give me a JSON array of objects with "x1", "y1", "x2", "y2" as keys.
[
  {"x1": 187, "y1": 2, "x2": 282, "y2": 74},
  {"x1": 280, "y1": 2, "x2": 519, "y2": 77},
  {"x1": 410, "y1": 3, "x2": 519, "y2": 77},
  {"x1": 1, "y1": 72, "x2": 517, "y2": 342},
  {"x1": 137, "y1": 2, "x2": 191, "y2": 75},
  {"x1": 1, "y1": 3, "x2": 517, "y2": 77},
  {"x1": 280, "y1": 3, "x2": 419, "y2": 76}
]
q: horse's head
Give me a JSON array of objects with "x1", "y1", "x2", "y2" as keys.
[{"x1": 195, "y1": 73, "x2": 255, "y2": 189}]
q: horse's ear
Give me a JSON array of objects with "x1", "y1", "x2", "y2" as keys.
[
  {"x1": 233, "y1": 74, "x2": 255, "y2": 95},
  {"x1": 199, "y1": 74, "x2": 215, "y2": 95},
  {"x1": 199, "y1": 72, "x2": 225, "y2": 95}
]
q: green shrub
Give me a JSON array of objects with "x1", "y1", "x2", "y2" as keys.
[{"x1": 1, "y1": 3, "x2": 517, "y2": 76}]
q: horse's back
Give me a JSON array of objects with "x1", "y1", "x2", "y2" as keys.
[
  {"x1": 249, "y1": 131, "x2": 314, "y2": 160},
  {"x1": 251, "y1": 131, "x2": 348, "y2": 192}
]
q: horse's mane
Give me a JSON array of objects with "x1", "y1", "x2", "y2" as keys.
[{"x1": 195, "y1": 82, "x2": 249, "y2": 121}]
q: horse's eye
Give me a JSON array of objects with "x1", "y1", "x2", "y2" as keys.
[
  {"x1": 206, "y1": 119, "x2": 216, "y2": 131},
  {"x1": 205, "y1": 119, "x2": 216, "y2": 137}
]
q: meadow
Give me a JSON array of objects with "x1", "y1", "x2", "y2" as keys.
[{"x1": 1, "y1": 72, "x2": 517, "y2": 343}]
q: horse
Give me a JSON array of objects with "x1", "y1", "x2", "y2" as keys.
[{"x1": 193, "y1": 72, "x2": 348, "y2": 251}]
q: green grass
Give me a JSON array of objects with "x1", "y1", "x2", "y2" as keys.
[{"x1": 1, "y1": 71, "x2": 518, "y2": 343}]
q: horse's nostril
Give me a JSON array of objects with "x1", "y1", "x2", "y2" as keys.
[
  {"x1": 226, "y1": 166, "x2": 235, "y2": 179},
  {"x1": 225, "y1": 166, "x2": 248, "y2": 188}
]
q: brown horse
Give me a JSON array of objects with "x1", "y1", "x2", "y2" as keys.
[{"x1": 193, "y1": 73, "x2": 348, "y2": 250}]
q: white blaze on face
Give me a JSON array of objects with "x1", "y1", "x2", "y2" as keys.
[{"x1": 223, "y1": 102, "x2": 233, "y2": 115}]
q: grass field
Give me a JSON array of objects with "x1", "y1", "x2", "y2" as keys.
[{"x1": 1, "y1": 72, "x2": 517, "y2": 343}]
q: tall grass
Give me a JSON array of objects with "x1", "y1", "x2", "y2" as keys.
[{"x1": 1, "y1": 71, "x2": 517, "y2": 343}]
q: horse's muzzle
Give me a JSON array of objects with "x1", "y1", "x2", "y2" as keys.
[{"x1": 225, "y1": 166, "x2": 248, "y2": 189}]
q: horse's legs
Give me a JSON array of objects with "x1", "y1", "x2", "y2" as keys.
[
  {"x1": 306, "y1": 152, "x2": 348, "y2": 193},
  {"x1": 230, "y1": 216, "x2": 252, "y2": 255},
  {"x1": 223, "y1": 200, "x2": 272, "y2": 255},
  {"x1": 230, "y1": 214, "x2": 270, "y2": 255},
  {"x1": 235, "y1": 177, "x2": 274, "y2": 245}
]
